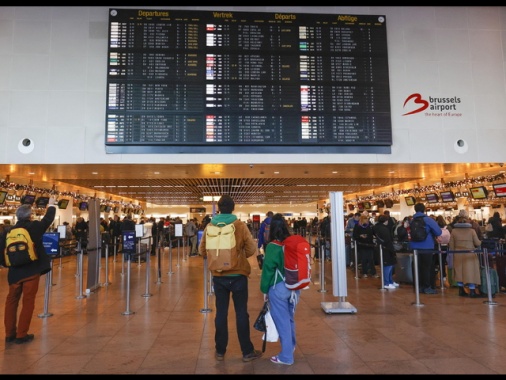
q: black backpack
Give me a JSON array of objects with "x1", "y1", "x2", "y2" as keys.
[{"x1": 410, "y1": 216, "x2": 428, "y2": 242}]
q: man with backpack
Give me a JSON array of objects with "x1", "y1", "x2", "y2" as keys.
[
  {"x1": 198, "y1": 195, "x2": 262, "y2": 363},
  {"x1": 0, "y1": 197, "x2": 56, "y2": 344},
  {"x1": 409, "y1": 203, "x2": 442, "y2": 294},
  {"x1": 257, "y1": 211, "x2": 273, "y2": 252}
]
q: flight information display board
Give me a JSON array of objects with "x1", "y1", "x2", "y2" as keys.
[{"x1": 105, "y1": 8, "x2": 392, "y2": 154}]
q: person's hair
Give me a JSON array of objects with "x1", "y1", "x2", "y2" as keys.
[
  {"x1": 266, "y1": 211, "x2": 273, "y2": 217},
  {"x1": 383, "y1": 210, "x2": 390, "y2": 215},
  {"x1": 269, "y1": 213, "x2": 290, "y2": 242},
  {"x1": 414, "y1": 203, "x2": 425, "y2": 213},
  {"x1": 359, "y1": 215, "x2": 369, "y2": 225},
  {"x1": 217, "y1": 195, "x2": 235, "y2": 214},
  {"x1": 377, "y1": 215, "x2": 388, "y2": 224},
  {"x1": 436, "y1": 215, "x2": 446, "y2": 228},
  {"x1": 16, "y1": 204, "x2": 32, "y2": 221}
]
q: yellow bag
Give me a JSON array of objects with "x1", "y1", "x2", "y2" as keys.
[{"x1": 205, "y1": 222, "x2": 238, "y2": 272}]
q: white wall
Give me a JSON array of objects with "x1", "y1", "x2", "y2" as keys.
[{"x1": 0, "y1": 6, "x2": 505, "y2": 166}]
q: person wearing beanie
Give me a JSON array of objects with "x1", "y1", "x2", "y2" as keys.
[{"x1": 0, "y1": 197, "x2": 56, "y2": 344}]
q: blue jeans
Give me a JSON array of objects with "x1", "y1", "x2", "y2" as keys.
[
  {"x1": 213, "y1": 275, "x2": 255, "y2": 356},
  {"x1": 268, "y1": 282, "x2": 299, "y2": 364},
  {"x1": 383, "y1": 265, "x2": 394, "y2": 286}
]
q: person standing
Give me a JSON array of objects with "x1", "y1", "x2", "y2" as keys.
[
  {"x1": 198, "y1": 195, "x2": 262, "y2": 363},
  {"x1": 353, "y1": 214, "x2": 378, "y2": 278},
  {"x1": 257, "y1": 211, "x2": 273, "y2": 251},
  {"x1": 185, "y1": 217, "x2": 198, "y2": 256},
  {"x1": 260, "y1": 213, "x2": 298, "y2": 366},
  {"x1": 0, "y1": 197, "x2": 56, "y2": 344},
  {"x1": 449, "y1": 212, "x2": 483, "y2": 298},
  {"x1": 373, "y1": 214, "x2": 398, "y2": 289},
  {"x1": 409, "y1": 203, "x2": 442, "y2": 294}
]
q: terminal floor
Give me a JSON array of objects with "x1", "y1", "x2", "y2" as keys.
[{"x1": 1, "y1": 248, "x2": 506, "y2": 375}]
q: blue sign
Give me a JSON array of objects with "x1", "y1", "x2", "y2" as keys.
[
  {"x1": 43, "y1": 232, "x2": 60, "y2": 256},
  {"x1": 122, "y1": 231, "x2": 136, "y2": 255}
]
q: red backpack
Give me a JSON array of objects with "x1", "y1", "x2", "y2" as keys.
[{"x1": 276, "y1": 235, "x2": 312, "y2": 291}]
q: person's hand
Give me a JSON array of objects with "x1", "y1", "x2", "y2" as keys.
[{"x1": 48, "y1": 196, "x2": 57, "y2": 206}]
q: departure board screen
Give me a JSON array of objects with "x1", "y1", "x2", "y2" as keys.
[{"x1": 105, "y1": 9, "x2": 392, "y2": 154}]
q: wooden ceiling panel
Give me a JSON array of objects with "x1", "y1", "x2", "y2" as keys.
[{"x1": 0, "y1": 163, "x2": 502, "y2": 206}]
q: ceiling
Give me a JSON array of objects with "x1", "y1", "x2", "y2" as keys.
[{"x1": 1, "y1": 162, "x2": 504, "y2": 207}]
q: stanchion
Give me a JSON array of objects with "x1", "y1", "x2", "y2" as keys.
[
  {"x1": 412, "y1": 249, "x2": 424, "y2": 307},
  {"x1": 378, "y1": 244, "x2": 386, "y2": 291},
  {"x1": 75, "y1": 247, "x2": 87, "y2": 299},
  {"x1": 353, "y1": 241, "x2": 360, "y2": 279},
  {"x1": 482, "y1": 247, "x2": 498, "y2": 306},
  {"x1": 101, "y1": 244, "x2": 111, "y2": 287},
  {"x1": 155, "y1": 238, "x2": 163, "y2": 284},
  {"x1": 121, "y1": 254, "x2": 135, "y2": 315},
  {"x1": 200, "y1": 257, "x2": 212, "y2": 313},
  {"x1": 37, "y1": 260, "x2": 54, "y2": 318},
  {"x1": 142, "y1": 236, "x2": 153, "y2": 298},
  {"x1": 317, "y1": 242, "x2": 327, "y2": 293},
  {"x1": 437, "y1": 243, "x2": 446, "y2": 291},
  {"x1": 167, "y1": 244, "x2": 174, "y2": 275}
]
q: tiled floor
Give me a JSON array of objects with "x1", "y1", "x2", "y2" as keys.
[{"x1": 1, "y1": 242, "x2": 506, "y2": 374}]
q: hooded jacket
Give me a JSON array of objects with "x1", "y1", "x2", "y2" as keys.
[{"x1": 198, "y1": 213, "x2": 257, "y2": 277}]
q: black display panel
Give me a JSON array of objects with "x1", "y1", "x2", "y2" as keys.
[
  {"x1": 440, "y1": 191, "x2": 455, "y2": 202},
  {"x1": 425, "y1": 193, "x2": 439, "y2": 203},
  {"x1": 105, "y1": 9, "x2": 392, "y2": 154}
]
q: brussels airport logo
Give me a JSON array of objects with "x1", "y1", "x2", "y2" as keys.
[{"x1": 402, "y1": 93, "x2": 462, "y2": 117}]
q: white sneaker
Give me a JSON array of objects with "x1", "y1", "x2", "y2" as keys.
[
  {"x1": 393, "y1": 282, "x2": 400, "y2": 287},
  {"x1": 384, "y1": 284, "x2": 396, "y2": 289}
]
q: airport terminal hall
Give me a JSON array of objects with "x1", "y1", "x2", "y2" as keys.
[{"x1": 1, "y1": 6, "x2": 506, "y2": 375}]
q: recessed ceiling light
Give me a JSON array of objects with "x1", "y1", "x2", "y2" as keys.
[
  {"x1": 154, "y1": 171, "x2": 160, "y2": 174},
  {"x1": 92, "y1": 172, "x2": 98, "y2": 175},
  {"x1": 332, "y1": 171, "x2": 338, "y2": 174},
  {"x1": 274, "y1": 171, "x2": 279, "y2": 174}
]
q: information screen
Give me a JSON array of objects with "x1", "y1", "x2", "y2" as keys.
[{"x1": 105, "y1": 9, "x2": 392, "y2": 154}]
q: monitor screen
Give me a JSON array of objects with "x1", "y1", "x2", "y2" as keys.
[
  {"x1": 469, "y1": 186, "x2": 488, "y2": 199},
  {"x1": 425, "y1": 193, "x2": 439, "y2": 203},
  {"x1": 35, "y1": 196, "x2": 50, "y2": 208},
  {"x1": 440, "y1": 191, "x2": 455, "y2": 202},
  {"x1": 58, "y1": 199, "x2": 70, "y2": 209},
  {"x1": 0, "y1": 190, "x2": 7, "y2": 205},
  {"x1": 99, "y1": 204, "x2": 107, "y2": 212},
  {"x1": 492, "y1": 183, "x2": 506, "y2": 198},
  {"x1": 57, "y1": 225, "x2": 67, "y2": 240},
  {"x1": 21, "y1": 194, "x2": 36, "y2": 205},
  {"x1": 113, "y1": 206, "x2": 120, "y2": 213},
  {"x1": 79, "y1": 201, "x2": 88, "y2": 211},
  {"x1": 363, "y1": 201, "x2": 372, "y2": 209},
  {"x1": 105, "y1": 205, "x2": 112, "y2": 212},
  {"x1": 404, "y1": 196, "x2": 416, "y2": 206},
  {"x1": 384, "y1": 199, "x2": 393, "y2": 208},
  {"x1": 375, "y1": 200, "x2": 385, "y2": 208}
]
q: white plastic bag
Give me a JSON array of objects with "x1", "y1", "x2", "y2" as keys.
[{"x1": 262, "y1": 310, "x2": 279, "y2": 342}]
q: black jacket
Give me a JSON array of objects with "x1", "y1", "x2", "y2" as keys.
[
  {"x1": 0, "y1": 205, "x2": 56, "y2": 285},
  {"x1": 373, "y1": 222, "x2": 397, "y2": 266}
]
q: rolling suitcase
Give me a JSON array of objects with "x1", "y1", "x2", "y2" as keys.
[{"x1": 394, "y1": 252, "x2": 414, "y2": 284}]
